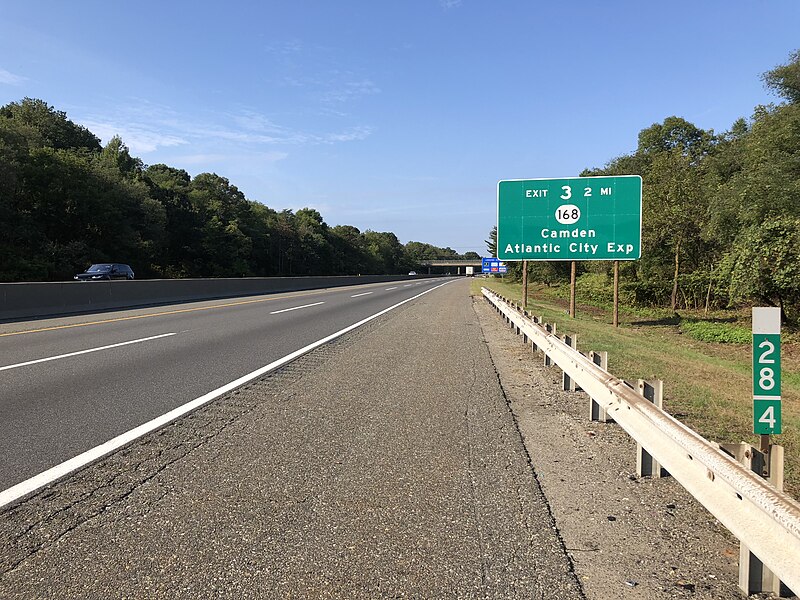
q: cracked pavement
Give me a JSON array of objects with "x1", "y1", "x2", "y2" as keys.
[{"x1": 0, "y1": 280, "x2": 583, "y2": 599}]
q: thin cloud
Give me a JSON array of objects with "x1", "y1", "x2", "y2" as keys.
[
  {"x1": 175, "y1": 151, "x2": 288, "y2": 165},
  {"x1": 323, "y1": 126, "x2": 373, "y2": 143},
  {"x1": 264, "y1": 39, "x2": 303, "y2": 56},
  {"x1": 0, "y1": 68, "x2": 25, "y2": 86},
  {"x1": 78, "y1": 104, "x2": 373, "y2": 154},
  {"x1": 81, "y1": 119, "x2": 188, "y2": 154},
  {"x1": 440, "y1": 0, "x2": 462, "y2": 9},
  {"x1": 322, "y1": 79, "x2": 381, "y2": 103}
]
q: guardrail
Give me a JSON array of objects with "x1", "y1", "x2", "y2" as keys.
[
  {"x1": 0, "y1": 275, "x2": 435, "y2": 321},
  {"x1": 482, "y1": 287, "x2": 800, "y2": 596}
]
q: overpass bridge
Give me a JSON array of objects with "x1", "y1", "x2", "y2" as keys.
[{"x1": 418, "y1": 260, "x2": 482, "y2": 275}]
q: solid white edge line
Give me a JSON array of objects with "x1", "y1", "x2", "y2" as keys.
[
  {"x1": 0, "y1": 333, "x2": 177, "y2": 372},
  {"x1": 0, "y1": 279, "x2": 456, "y2": 510},
  {"x1": 269, "y1": 301, "x2": 325, "y2": 315},
  {"x1": 351, "y1": 291, "x2": 373, "y2": 298}
]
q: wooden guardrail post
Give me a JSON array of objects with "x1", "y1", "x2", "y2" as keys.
[
  {"x1": 636, "y1": 380, "x2": 668, "y2": 478},
  {"x1": 561, "y1": 334, "x2": 578, "y2": 391},
  {"x1": 719, "y1": 442, "x2": 791, "y2": 597},
  {"x1": 588, "y1": 351, "x2": 610, "y2": 422}
]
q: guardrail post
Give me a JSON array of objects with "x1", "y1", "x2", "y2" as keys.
[
  {"x1": 561, "y1": 334, "x2": 578, "y2": 391},
  {"x1": 636, "y1": 380, "x2": 668, "y2": 478},
  {"x1": 588, "y1": 351, "x2": 610, "y2": 422},
  {"x1": 543, "y1": 323, "x2": 556, "y2": 366},
  {"x1": 531, "y1": 316, "x2": 543, "y2": 353},
  {"x1": 719, "y1": 442, "x2": 791, "y2": 597}
]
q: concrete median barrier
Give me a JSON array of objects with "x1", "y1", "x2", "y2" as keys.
[{"x1": 0, "y1": 275, "x2": 429, "y2": 321}]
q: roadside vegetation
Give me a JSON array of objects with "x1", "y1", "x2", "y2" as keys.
[
  {"x1": 473, "y1": 51, "x2": 800, "y2": 497},
  {"x1": 0, "y1": 99, "x2": 477, "y2": 282},
  {"x1": 488, "y1": 50, "x2": 800, "y2": 325},
  {"x1": 472, "y1": 276, "x2": 800, "y2": 499}
]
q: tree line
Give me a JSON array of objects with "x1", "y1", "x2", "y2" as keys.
[
  {"x1": 0, "y1": 99, "x2": 478, "y2": 282},
  {"x1": 493, "y1": 50, "x2": 800, "y2": 321}
]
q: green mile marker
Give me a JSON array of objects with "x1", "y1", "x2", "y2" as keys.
[{"x1": 752, "y1": 307, "x2": 781, "y2": 435}]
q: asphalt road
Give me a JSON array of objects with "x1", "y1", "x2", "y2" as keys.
[
  {"x1": 0, "y1": 277, "x2": 453, "y2": 493},
  {"x1": 0, "y1": 278, "x2": 583, "y2": 599}
]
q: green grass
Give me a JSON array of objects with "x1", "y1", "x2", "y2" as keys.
[
  {"x1": 472, "y1": 277, "x2": 800, "y2": 499},
  {"x1": 679, "y1": 320, "x2": 752, "y2": 344}
]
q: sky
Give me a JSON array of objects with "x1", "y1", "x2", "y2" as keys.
[{"x1": 1, "y1": 1, "x2": 798, "y2": 256}]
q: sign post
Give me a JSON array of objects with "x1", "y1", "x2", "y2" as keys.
[
  {"x1": 522, "y1": 260, "x2": 528, "y2": 309},
  {"x1": 752, "y1": 308, "x2": 782, "y2": 448}
]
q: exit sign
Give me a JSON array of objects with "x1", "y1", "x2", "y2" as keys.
[{"x1": 497, "y1": 175, "x2": 642, "y2": 261}]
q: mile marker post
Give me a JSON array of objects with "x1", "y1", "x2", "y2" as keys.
[{"x1": 752, "y1": 307, "x2": 781, "y2": 456}]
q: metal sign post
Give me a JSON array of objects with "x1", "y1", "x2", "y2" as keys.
[{"x1": 522, "y1": 260, "x2": 528, "y2": 309}]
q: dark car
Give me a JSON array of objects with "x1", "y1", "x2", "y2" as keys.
[{"x1": 74, "y1": 263, "x2": 135, "y2": 281}]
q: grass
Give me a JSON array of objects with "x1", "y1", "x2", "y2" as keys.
[{"x1": 472, "y1": 277, "x2": 800, "y2": 499}]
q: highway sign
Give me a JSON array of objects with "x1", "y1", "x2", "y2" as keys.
[
  {"x1": 482, "y1": 258, "x2": 507, "y2": 274},
  {"x1": 497, "y1": 175, "x2": 642, "y2": 261},
  {"x1": 753, "y1": 307, "x2": 781, "y2": 434}
]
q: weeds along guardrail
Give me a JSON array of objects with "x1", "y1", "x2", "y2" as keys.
[{"x1": 482, "y1": 287, "x2": 800, "y2": 597}]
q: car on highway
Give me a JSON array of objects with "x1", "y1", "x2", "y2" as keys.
[
  {"x1": 74, "y1": 263, "x2": 135, "y2": 281},
  {"x1": 408, "y1": 271, "x2": 417, "y2": 275}
]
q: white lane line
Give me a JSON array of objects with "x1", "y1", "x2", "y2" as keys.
[
  {"x1": 403, "y1": 284, "x2": 413, "y2": 287},
  {"x1": 0, "y1": 279, "x2": 456, "y2": 509},
  {"x1": 351, "y1": 291, "x2": 374, "y2": 298},
  {"x1": 0, "y1": 333, "x2": 177, "y2": 372},
  {"x1": 270, "y1": 301, "x2": 325, "y2": 315},
  {"x1": 385, "y1": 287, "x2": 398, "y2": 291}
]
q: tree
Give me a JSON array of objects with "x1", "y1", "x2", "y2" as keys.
[
  {"x1": 725, "y1": 217, "x2": 800, "y2": 322},
  {"x1": 485, "y1": 226, "x2": 497, "y2": 257},
  {"x1": 637, "y1": 116, "x2": 712, "y2": 163},
  {"x1": 294, "y1": 208, "x2": 331, "y2": 275},
  {"x1": 189, "y1": 173, "x2": 254, "y2": 276},
  {"x1": 762, "y1": 49, "x2": 800, "y2": 105},
  {"x1": 0, "y1": 98, "x2": 100, "y2": 151},
  {"x1": 100, "y1": 136, "x2": 143, "y2": 177},
  {"x1": 145, "y1": 164, "x2": 201, "y2": 277},
  {"x1": 363, "y1": 230, "x2": 404, "y2": 274}
]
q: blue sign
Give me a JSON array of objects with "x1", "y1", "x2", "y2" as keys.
[{"x1": 482, "y1": 258, "x2": 507, "y2": 274}]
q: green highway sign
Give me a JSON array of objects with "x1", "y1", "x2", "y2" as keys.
[
  {"x1": 753, "y1": 307, "x2": 782, "y2": 434},
  {"x1": 497, "y1": 175, "x2": 642, "y2": 261}
]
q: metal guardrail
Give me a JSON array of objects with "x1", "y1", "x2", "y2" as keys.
[{"x1": 482, "y1": 287, "x2": 800, "y2": 595}]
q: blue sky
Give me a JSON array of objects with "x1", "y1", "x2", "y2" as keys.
[{"x1": 1, "y1": 1, "x2": 798, "y2": 255}]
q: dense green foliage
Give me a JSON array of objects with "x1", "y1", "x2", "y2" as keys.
[
  {"x1": 0, "y1": 98, "x2": 469, "y2": 281},
  {"x1": 496, "y1": 50, "x2": 800, "y2": 322}
]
